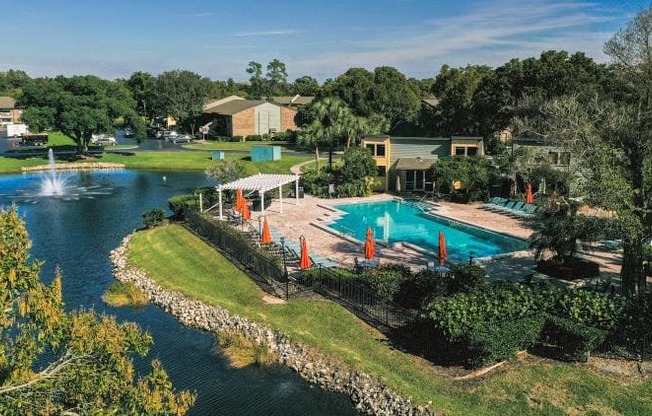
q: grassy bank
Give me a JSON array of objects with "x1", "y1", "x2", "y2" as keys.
[
  {"x1": 183, "y1": 141, "x2": 300, "y2": 152},
  {"x1": 128, "y1": 225, "x2": 652, "y2": 415},
  {"x1": 0, "y1": 151, "x2": 311, "y2": 174},
  {"x1": 102, "y1": 281, "x2": 148, "y2": 307}
]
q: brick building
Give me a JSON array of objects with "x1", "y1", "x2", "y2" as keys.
[
  {"x1": 202, "y1": 96, "x2": 298, "y2": 137},
  {"x1": 0, "y1": 96, "x2": 22, "y2": 125}
]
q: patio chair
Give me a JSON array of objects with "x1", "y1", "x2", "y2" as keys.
[
  {"x1": 482, "y1": 197, "x2": 507, "y2": 210},
  {"x1": 490, "y1": 200, "x2": 518, "y2": 213},
  {"x1": 510, "y1": 204, "x2": 539, "y2": 218}
]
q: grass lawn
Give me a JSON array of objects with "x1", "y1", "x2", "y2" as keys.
[
  {"x1": 183, "y1": 140, "x2": 302, "y2": 153},
  {"x1": 0, "y1": 150, "x2": 311, "y2": 175},
  {"x1": 128, "y1": 225, "x2": 652, "y2": 415}
]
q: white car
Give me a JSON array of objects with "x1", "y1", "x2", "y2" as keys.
[
  {"x1": 172, "y1": 135, "x2": 192, "y2": 144},
  {"x1": 163, "y1": 131, "x2": 179, "y2": 141},
  {"x1": 90, "y1": 134, "x2": 117, "y2": 146}
]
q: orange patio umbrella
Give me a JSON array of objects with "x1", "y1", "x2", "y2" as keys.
[
  {"x1": 364, "y1": 226, "x2": 375, "y2": 260},
  {"x1": 438, "y1": 231, "x2": 447, "y2": 265},
  {"x1": 299, "y1": 236, "x2": 311, "y2": 269},
  {"x1": 525, "y1": 183, "x2": 533, "y2": 204},
  {"x1": 241, "y1": 199, "x2": 251, "y2": 221},
  {"x1": 261, "y1": 217, "x2": 272, "y2": 245}
]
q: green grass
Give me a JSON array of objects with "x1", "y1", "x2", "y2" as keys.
[
  {"x1": 0, "y1": 151, "x2": 311, "y2": 174},
  {"x1": 128, "y1": 225, "x2": 652, "y2": 415},
  {"x1": 183, "y1": 140, "x2": 300, "y2": 152},
  {"x1": 102, "y1": 281, "x2": 148, "y2": 307}
]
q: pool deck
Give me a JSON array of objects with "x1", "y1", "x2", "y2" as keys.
[{"x1": 249, "y1": 194, "x2": 626, "y2": 286}]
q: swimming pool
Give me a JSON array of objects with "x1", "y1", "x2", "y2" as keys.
[{"x1": 327, "y1": 199, "x2": 527, "y2": 262}]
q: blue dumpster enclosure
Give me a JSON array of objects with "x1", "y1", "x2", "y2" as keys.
[
  {"x1": 212, "y1": 150, "x2": 225, "y2": 160},
  {"x1": 251, "y1": 146, "x2": 281, "y2": 162}
]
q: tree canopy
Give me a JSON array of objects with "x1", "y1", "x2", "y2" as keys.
[
  {"x1": 0, "y1": 207, "x2": 194, "y2": 414},
  {"x1": 155, "y1": 70, "x2": 211, "y2": 135}
]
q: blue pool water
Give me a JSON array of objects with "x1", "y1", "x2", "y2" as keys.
[{"x1": 329, "y1": 200, "x2": 527, "y2": 262}]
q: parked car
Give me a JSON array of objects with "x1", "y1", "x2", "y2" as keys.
[
  {"x1": 172, "y1": 135, "x2": 192, "y2": 144},
  {"x1": 163, "y1": 131, "x2": 179, "y2": 141},
  {"x1": 90, "y1": 134, "x2": 117, "y2": 146},
  {"x1": 154, "y1": 130, "x2": 164, "y2": 139}
]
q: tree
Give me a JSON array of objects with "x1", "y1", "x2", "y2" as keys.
[
  {"x1": 156, "y1": 70, "x2": 211, "y2": 136},
  {"x1": 291, "y1": 76, "x2": 320, "y2": 96},
  {"x1": 20, "y1": 76, "x2": 143, "y2": 153},
  {"x1": 266, "y1": 59, "x2": 289, "y2": 96},
  {"x1": 0, "y1": 207, "x2": 194, "y2": 414},
  {"x1": 205, "y1": 159, "x2": 245, "y2": 183},
  {"x1": 0, "y1": 69, "x2": 32, "y2": 97},
  {"x1": 126, "y1": 71, "x2": 157, "y2": 122},
  {"x1": 246, "y1": 61, "x2": 265, "y2": 99},
  {"x1": 524, "y1": 7, "x2": 652, "y2": 296}
]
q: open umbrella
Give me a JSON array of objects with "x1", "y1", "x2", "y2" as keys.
[
  {"x1": 299, "y1": 236, "x2": 311, "y2": 269},
  {"x1": 261, "y1": 217, "x2": 272, "y2": 244},
  {"x1": 364, "y1": 226, "x2": 375, "y2": 260},
  {"x1": 241, "y1": 199, "x2": 251, "y2": 221},
  {"x1": 438, "y1": 231, "x2": 447, "y2": 265},
  {"x1": 526, "y1": 183, "x2": 533, "y2": 204}
]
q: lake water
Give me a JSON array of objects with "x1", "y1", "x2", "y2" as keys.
[{"x1": 0, "y1": 169, "x2": 356, "y2": 415}]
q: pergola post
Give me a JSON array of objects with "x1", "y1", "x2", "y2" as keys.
[
  {"x1": 278, "y1": 184, "x2": 283, "y2": 213},
  {"x1": 295, "y1": 175, "x2": 300, "y2": 206},
  {"x1": 260, "y1": 190, "x2": 265, "y2": 212},
  {"x1": 218, "y1": 188, "x2": 223, "y2": 220}
]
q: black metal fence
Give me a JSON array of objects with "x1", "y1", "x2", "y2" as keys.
[
  {"x1": 596, "y1": 333, "x2": 652, "y2": 361},
  {"x1": 291, "y1": 266, "x2": 417, "y2": 328},
  {"x1": 185, "y1": 211, "x2": 288, "y2": 296},
  {"x1": 184, "y1": 211, "x2": 416, "y2": 329}
]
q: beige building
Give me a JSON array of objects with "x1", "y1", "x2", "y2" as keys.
[{"x1": 0, "y1": 97, "x2": 22, "y2": 125}]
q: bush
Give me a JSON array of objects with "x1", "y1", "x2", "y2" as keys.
[
  {"x1": 245, "y1": 134, "x2": 262, "y2": 141},
  {"x1": 230, "y1": 135, "x2": 244, "y2": 142},
  {"x1": 464, "y1": 316, "x2": 545, "y2": 368},
  {"x1": 395, "y1": 270, "x2": 448, "y2": 309},
  {"x1": 358, "y1": 267, "x2": 403, "y2": 303},
  {"x1": 168, "y1": 195, "x2": 198, "y2": 219},
  {"x1": 536, "y1": 258, "x2": 599, "y2": 280},
  {"x1": 300, "y1": 170, "x2": 334, "y2": 197},
  {"x1": 554, "y1": 289, "x2": 626, "y2": 331},
  {"x1": 543, "y1": 314, "x2": 607, "y2": 362},
  {"x1": 449, "y1": 264, "x2": 486, "y2": 293},
  {"x1": 141, "y1": 208, "x2": 166, "y2": 228},
  {"x1": 335, "y1": 180, "x2": 367, "y2": 198}
]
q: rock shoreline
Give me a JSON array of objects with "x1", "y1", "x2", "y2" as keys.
[{"x1": 110, "y1": 233, "x2": 434, "y2": 416}]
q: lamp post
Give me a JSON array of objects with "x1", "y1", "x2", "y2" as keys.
[{"x1": 469, "y1": 251, "x2": 475, "y2": 265}]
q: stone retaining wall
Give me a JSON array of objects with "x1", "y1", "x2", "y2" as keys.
[
  {"x1": 22, "y1": 162, "x2": 125, "y2": 172},
  {"x1": 110, "y1": 233, "x2": 434, "y2": 416}
]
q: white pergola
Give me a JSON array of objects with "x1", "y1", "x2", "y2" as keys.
[{"x1": 215, "y1": 173, "x2": 300, "y2": 220}]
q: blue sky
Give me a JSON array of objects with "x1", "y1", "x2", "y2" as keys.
[{"x1": 3, "y1": 0, "x2": 649, "y2": 81}]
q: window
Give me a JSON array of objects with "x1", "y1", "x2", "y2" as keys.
[
  {"x1": 559, "y1": 152, "x2": 571, "y2": 166},
  {"x1": 455, "y1": 147, "x2": 466, "y2": 156},
  {"x1": 453, "y1": 146, "x2": 478, "y2": 156},
  {"x1": 376, "y1": 166, "x2": 386, "y2": 177},
  {"x1": 366, "y1": 143, "x2": 386, "y2": 157},
  {"x1": 466, "y1": 147, "x2": 478, "y2": 156},
  {"x1": 548, "y1": 151, "x2": 559, "y2": 165}
]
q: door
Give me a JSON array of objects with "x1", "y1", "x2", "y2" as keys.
[
  {"x1": 257, "y1": 111, "x2": 270, "y2": 134},
  {"x1": 415, "y1": 171, "x2": 425, "y2": 190}
]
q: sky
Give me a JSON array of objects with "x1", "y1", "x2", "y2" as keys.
[{"x1": 2, "y1": 0, "x2": 650, "y2": 81}]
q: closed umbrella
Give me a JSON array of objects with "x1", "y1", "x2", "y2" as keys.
[
  {"x1": 438, "y1": 231, "x2": 447, "y2": 265},
  {"x1": 236, "y1": 189, "x2": 244, "y2": 213},
  {"x1": 364, "y1": 226, "x2": 375, "y2": 260},
  {"x1": 261, "y1": 217, "x2": 271, "y2": 244},
  {"x1": 300, "y1": 236, "x2": 311, "y2": 269},
  {"x1": 241, "y1": 199, "x2": 251, "y2": 221},
  {"x1": 526, "y1": 183, "x2": 533, "y2": 204}
]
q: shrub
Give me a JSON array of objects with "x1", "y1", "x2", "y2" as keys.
[
  {"x1": 395, "y1": 269, "x2": 448, "y2": 309},
  {"x1": 230, "y1": 135, "x2": 244, "y2": 142},
  {"x1": 102, "y1": 281, "x2": 148, "y2": 307},
  {"x1": 141, "y1": 208, "x2": 166, "y2": 228},
  {"x1": 217, "y1": 330, "x2": 277, "y2": 368},
  {"x1": 464, "y1": 316, "x2": 545, "y2": 368},
  {"x1": 300, "y1": 170, "x2": 334, "y2": 197},
  {"x1": 543, "y1": 314, "x2": 607, "y2": 362},
  {"x1": 245, "y1": 134, "x2": 262, "y2": 141},
  {"x1": 554, "y1": 289, "x2": 626, "y2": 331},
  {"x1": 335, "y1": 181, "x2": 367, "y2": 197},
  {"x1": 358, "y1": 267, "x2": 403, "y2": 303},
  {"x1": 449, "y1": 264, "x2": 486, "y2": 293},
  {"x1": 168, "y1": 195, "x2": 198, "y2": 219}
]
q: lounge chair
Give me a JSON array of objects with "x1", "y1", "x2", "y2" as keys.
[
  {"x1": 482, "y1": 197, "x2": 507, "y2": 210},
  {"x1": 489, "y1": 200, "x2": 518, "y2": 213},
  {"x1": 511, "y1": 204, "x2": 539, "y2": 218}
]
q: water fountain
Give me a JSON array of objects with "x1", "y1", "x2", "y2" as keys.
[{"x1": 40, "y1": 148, "x2": 66, "y2": 196}]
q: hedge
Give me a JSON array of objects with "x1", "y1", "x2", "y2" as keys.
[
  {"x1": 464, "y1": 316, "x2": 545, "y2": 368},
  {"x1": 542, "y1": 314, "x2": 607, "y2": 362},
  {"x1": 168, "y1": 195, "x2": 198, "y2": 219}
]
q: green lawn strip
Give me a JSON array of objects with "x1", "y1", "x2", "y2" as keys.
[
  {"x1": 182, "y1": 141, "x2": 300, "y2": 152},
  {"x1": 128, "y1": 225, "x2": 652, "y2": 415}
]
